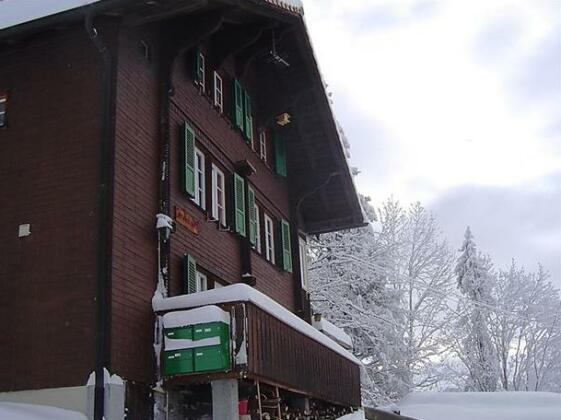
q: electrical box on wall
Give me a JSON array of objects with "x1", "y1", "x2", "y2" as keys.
[{"x1": 18, "y1": 224, "x2": 31, "y2": 238}]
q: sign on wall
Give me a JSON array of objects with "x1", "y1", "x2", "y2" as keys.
[{"x1": 175, "y1": 206, "x2": 200, "y2": 235}]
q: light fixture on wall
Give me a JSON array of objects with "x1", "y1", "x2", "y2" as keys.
[{"x1": 276, "y1": 112, "x2": 291, "y2": 126}]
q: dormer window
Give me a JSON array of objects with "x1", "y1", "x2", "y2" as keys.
[
  {"x1": 213, "y1": 71, "x2": 223, "y2": 113},
  {"x1": 0, "y1": 92, "x2": 7, "y2": 128}
]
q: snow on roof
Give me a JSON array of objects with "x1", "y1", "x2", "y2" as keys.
[
  {"x1": 312, "y1": 316, "x2": 353, "y2": 350},
  {"x1": 163, "y1": 305, "x2": 230, "y2": 328},
  {"x1": 0, "y1": 0, "x2": 102, "y2": 31},
  {"x1": 0, "y1": 402, "x2": 87, "y2": 420},
  {"x1": 399, "y1": 391, "x2": 561, "y2": 420},
  {"x1": 153, "y1": 284, "x2": 360, "y2": 365},
  {"x1": 263, "y1": 0, "x2": 303, "y2": 14}
]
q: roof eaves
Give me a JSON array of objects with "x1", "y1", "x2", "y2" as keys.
[{"x1": 297, "y1": 16, "x2": 370, "y2": 231}]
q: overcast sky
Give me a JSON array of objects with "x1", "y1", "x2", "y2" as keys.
[{"x1": 304, "y1": 0, "x2": 561, "y2": 284}]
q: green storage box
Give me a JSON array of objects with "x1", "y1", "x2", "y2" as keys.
[
  {"x1": 193, "y1": 321, "x2": 229, "y2": 342},
  {"x1": 194, "y1": 344, "x2": 231, "y2": 372},
  {"x1": 163, "y1": 348, "x2": 194, "y2": 376},
  {"x1": 164, "y1": 325, "x2": 193, "y2": 340}
]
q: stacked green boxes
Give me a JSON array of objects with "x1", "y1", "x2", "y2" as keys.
[
  {"x1": 163, "y1": 320, "x2": 230, "y2": 376},
  {"x1": 163, "y1": 325, "x2": 194, "y2": 376},
  {"x1": 193, "y1": 321, "x2": 231, "y2": 373}
]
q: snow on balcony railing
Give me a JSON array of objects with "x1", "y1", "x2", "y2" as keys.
[
  {"x1": 153, "y1": 283, "x2": 360, "y2": 365},
  {"x1": 313, "y1": 315, "x2": 353, "y2": 350}
]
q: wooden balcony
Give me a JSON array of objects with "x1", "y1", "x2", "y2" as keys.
[
  {"x1": 245, "y1": 302, "x2": 361, "y2": 407},
  {"x1": 154, "y1": 285, "x2": 361, "y2": 408}
]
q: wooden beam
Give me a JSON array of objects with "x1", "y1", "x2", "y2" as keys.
[
  {"x1": 123, "y1": 0, "x2": 208, "y2": 26},
  {"x1": 160, "y1": 9, "x2": 226, "y2": 57},
  {"x1": 234, "y1": 25, "x2": 292, "y2": 78},
  {"x1": 210, "y1": 23, "x2": 266, "y2": 70}
]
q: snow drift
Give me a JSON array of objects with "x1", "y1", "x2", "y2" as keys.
[
  {"x1": 399, "y1": 391, "x2": 561, "y2": 420},
  {"x1": 0, "y1": 402, "x2": 87, "y2": 420}
]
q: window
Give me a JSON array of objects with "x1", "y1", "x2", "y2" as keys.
[
  {"x1": 259, "y1": 130, "x2": 267, "y2": 162},
  {"x1": 254, "y1": 204, "x2": 261, "y2": 253},
  {"x1": 139, "y1": 40, "x2": 151, "y2": 61},
  {"x1": 211, "y1": 164, "x2": 226, "y2": 226},
  {"x1": 196, "y1": 271, "x2": 208, "y2": 292},
  {"x1": 182, "y1": 122, "x2": 196, "y2": 197},
  {"x1": 280, "y1": 219, "x2": 292, "y2": 272},
  {"x1": 264, "y1": 213, "x2": 275, "y2": 264},
  {"x1": 193, "y1": 148, "x2": 206, "y2": 209},
  {"x1": 213, "y1": 71, "x2": 223, "y2": 113},
  {"x1": 233, "y1": 79, "x2": 244, "y2": 131},
  {"x1": 196, "y1": 50, "x2": 205, "y2": 92},
  {"x1": 274, "y1": 134, "x2": 287, "y2": 177},
  {"x1": 0, "y1": 93, "x2": 6, "y2": 128},
  {"x1": 299, "y1": 237, "x2": 309, "y2": 290},
  {"x1": 214, "y1": 281, "x2": 224, "y2": 289}
]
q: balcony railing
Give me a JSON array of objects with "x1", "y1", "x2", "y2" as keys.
[{"x1": 153, "y1": 284, "x2": 361, "y2": 408}]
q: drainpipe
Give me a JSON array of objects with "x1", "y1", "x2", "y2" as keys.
[{"x1": 85, "y1": 11, "x2": 117, "y2": 420}]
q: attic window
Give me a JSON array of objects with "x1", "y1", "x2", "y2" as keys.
[
  {"x1": 0, "y1": 92, "x2": 7, "y2": 128},
  {"x1": 195, "y1": 50, "x2": 206, "y2": 92}
]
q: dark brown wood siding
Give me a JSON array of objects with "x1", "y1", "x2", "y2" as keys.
[
  {"x1": 0, "y1": 24, "x2": 105, "y2": 391},
  {"x1": 246, "y1": 303, "x2": 361, "y2": 407}
]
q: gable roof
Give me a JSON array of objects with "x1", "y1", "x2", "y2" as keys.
[
  {"x1": 0, "y1": 0, "x2": 367, "y2": 234},
  {"x1": 0, "y1": 0, "x2": 303, "y2": 32}
]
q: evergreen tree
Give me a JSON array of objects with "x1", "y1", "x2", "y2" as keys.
[{"x1": 454, "y1": 227, "x2": 498, "y2": 391}]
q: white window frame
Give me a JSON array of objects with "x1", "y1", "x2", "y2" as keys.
[
  {"x1": 196, "y1": 271, "x2": 208, "y2": 292},
  {"x1": 264, "y1": 213, "x2": 275, "y2": 264},
  {"x1": 211, "y1": 164, "x2": 227, "y2": 226},
  {"x1": 254, "y1": 203, "x2": 261, "y2": 253},
  {"x1": 299, "y1": 237, "x2": 309, "y2": 291},
  {"x1": 197, "y1": 51, "x2": 206, "y2": 92},
  {"x1": 213, "y1": 71, "x2": 223, "y2": 113},
  {"x1": 259, "y1": 130, "x2": 267, "y2": 161},
  {"x1": 193, "y1": 147, "x2": 206, "y2": 209},
  {"x1": 0, "y1": 95, "x2": 6, "y2": 128}
]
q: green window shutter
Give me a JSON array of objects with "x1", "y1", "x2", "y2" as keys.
[
  {"x1": 233, "y1": 173, "x2": 246, "y2": 237},
  {"x1": 280, "y1": 219, "x2": 292, "y2": 272},
  {"x1": 183, "y1": 254, "x2": 197, "y2": 294},
  {"x1": 182, "y1": 122, "x2": 196, "y2": 197},
  {"x1": 233, "y1": 80, "x2": 244, "y2": 131},
  {"x1": 274, "y1": 133, "x2": 287, "y2": 177},
  {"x1": 243, "y1": 90, "x2": 253, "y2": 142},
  {"x1": 248, "y1": 186, "x2": 257, "y2": 246}
]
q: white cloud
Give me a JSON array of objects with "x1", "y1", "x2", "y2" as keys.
[{"x1": 304, "y1": 0, "x2": 561, "y2": 202}]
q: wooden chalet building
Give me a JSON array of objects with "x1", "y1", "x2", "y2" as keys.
[{"x1": 0, "y1": 0, "x2": 367, "y2": 419}]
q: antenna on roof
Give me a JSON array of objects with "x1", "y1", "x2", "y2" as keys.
[{"x1": 268, "y1": 28, "x2": 290, "y2": 68}]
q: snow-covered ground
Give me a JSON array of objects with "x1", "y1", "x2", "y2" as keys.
[
  {"x1": 0, "y1": 402, "x2": 87, "y2": 420},
  {"x1": 337, "y1": 409, "x2": 365, "y2": 420},
  {"x1": 399, "y1": 391, "x2": 561, "y2": 420}
]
